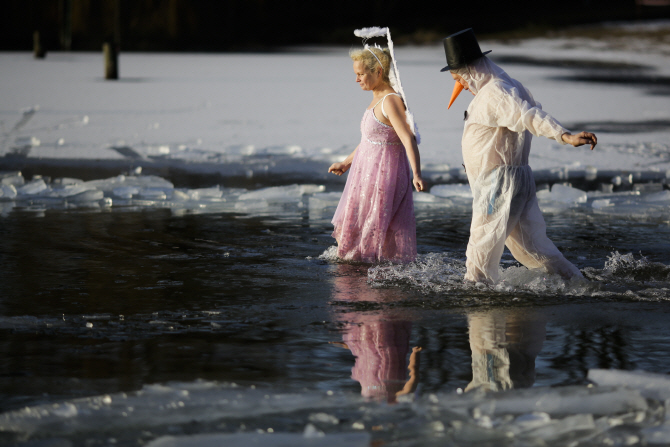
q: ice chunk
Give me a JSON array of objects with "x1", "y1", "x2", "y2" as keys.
[
  {"x1": 187, "y1": 187, "x2": 223, "y2": 200},
  {"x1": 430, "y1": 184, "x2": 472, "y2": 198},
  {"x1": 224, "y1": 144, "x2": 255, "y2": 156},
  {"x1": 413, "y1": 192, "x2": 438, "y2": 203},
  {"x1": 643, "y1": 190, "x2": 670, "y2": 202},
  {"x1": 308, "y1": 192, "x2": 341, "y2": 210},
  {"x1": 52, "y1": 184, "x2": 96, "y2": 198},
  {"x1": 539, "y1": 184, "x2": 588, "y2": 204},
  {"x1": 51, "y1": 403, "x2": 78, "y2": 418},
  {"x1": 84, "y1": 175, "x2": 174, "y2": 192},
  {"x1": 508, "y1": 412, "x2": 552, "y2": 433},
  {"x1": 235, "y1": 199, "x2": 270, "y2": 212},
  {"x1": 68, "y1": 190, "x2": 104, "y2": 203},
  {"x1": 299, "y1": 185, "x2": 326, "y2": 195},
  {"x1": 477, "y1": 386, "x2": 647, "y2": 417},
  {"x1": 52, "y1": 178, "x2": 83, "y2": 187},
  {"x1": 256, "y1": 145, "x2": 303, "y2": 156},
  {"x1": 591, "y1": 199, "x2": 612, "y2": 209},
  {"x1": 0, "y1": 184, "x2": 17, "y2": 199},
  {"x1": 0, "y1": 172, "x2": 25, "y2": 187},
  {"x1": 17, "y1": 179, "x2": 47, "y2": 195},
  {"x1": 303, "y1": 423, "x2": 325, "y2": 437},
  {"x1": 308, "y1": 412, "x2": 339, "y2": 425},
  {"x1": 112, "y1": 186, "x2": 140, "y2": 199},
  {"x1": 413, "y1": 192, "x2": 455, "y2": 209},
  {"x1": 238, "y1": 185, "x2": 324, "y2": 202},
  {"x1": 585, "y1": 165, "x2": 598, "y2": 181},
  {"x1": 169, "y1": 190, "x2": 189, "y2": 202},
  {"x1": 517, "y1": 414, "x2": 596, "y2": 442},
  {"x1": 138, "y1": 188, "x2": 168, "y2": 200},
  {"x1": 145, "y1": 432, "x2": 370, "y2": 447},
  {"x1": 588, "y1": 369, "x2": 670, "y2": 400}
]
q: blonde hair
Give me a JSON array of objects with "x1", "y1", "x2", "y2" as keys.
[{"x1": 350, "y1": 47, "x2": 392, "y2": 85}]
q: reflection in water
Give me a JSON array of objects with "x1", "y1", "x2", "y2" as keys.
[
  {"x1": 331, "y1": 265, "x2": 421, "y2": 403},
  {"x1": 465, "y1": 311, "x2": 546, "y2": 392}
]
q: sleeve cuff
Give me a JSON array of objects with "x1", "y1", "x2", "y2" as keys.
[{"x1": 556, "y1": 128, "x2": 570, "y2": 145}]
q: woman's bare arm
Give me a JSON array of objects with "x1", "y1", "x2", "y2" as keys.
[{"x1": 384, "y1": 95, "x2": 425, "y2": 192}]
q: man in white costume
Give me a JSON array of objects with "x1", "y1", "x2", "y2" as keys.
[{"x1": 441, "y1": 29, "x2": 597, "y2": 284}]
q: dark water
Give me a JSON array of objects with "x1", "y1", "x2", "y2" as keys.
[{"x1": 2, "y1": 199, "x2": 670, "y2": 420}]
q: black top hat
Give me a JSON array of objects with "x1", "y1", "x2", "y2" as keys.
[{"x1": 440, "y1": 28, "x2": 492, "y2": 72}]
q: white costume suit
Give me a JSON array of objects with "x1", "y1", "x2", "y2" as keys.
[{"x1": 453, "y1": 57, "x2": 582, "y2": 283}]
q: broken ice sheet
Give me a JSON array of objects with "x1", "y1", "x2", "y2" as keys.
[
  {"x1": 423, "y1": 383, "x2": 648, "y2": 420},
  {"x1": 145, "y1": 432, "x2": 371, "y2": 447},
  {"x1": 537, "y1": 184, "x2": 587, "y2": 205},
  {"x1": 0, "y1": 371, "x2": 668, "y2": 446},
  {"x1": 238, "y1": 184, "x2": 325, "y2": 202},
  {"x1": 588, "y1": 369, "x2": 670, "y2": 400},
  {"x1": 430, "y1": 183, "x2": 473, "y2": 199}
]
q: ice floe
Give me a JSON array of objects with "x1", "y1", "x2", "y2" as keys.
[
  {"x1": 2, "y1": 369, "x2": 670, "y2": 446},
  {"x1": 0, "y1": 171, "x2": 334, "y2": 217},
  {"x1": 3, "y1": 168, "x2": 668, "y2": 225}
]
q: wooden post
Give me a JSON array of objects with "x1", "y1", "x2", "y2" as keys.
[
  {"x1": 103, "y1": 42, "x2": 118, "y2": 80},
  {"x1": 33, "y1": 31, "x2": 46, "y2": 59},
  {"x1": 104, "y1": 0, "x2": 121, "y2": 80},
  {"x1": 59, "y1": 0, "x2": 72, "y2": 50}
]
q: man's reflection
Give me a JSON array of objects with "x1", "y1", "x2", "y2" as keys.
[
  {"x1": 330, "y1": 265, "x2": 421, "y2": 403},
  {"x1": 465, "y1": 310, "x2": 546, "y2": 392}
]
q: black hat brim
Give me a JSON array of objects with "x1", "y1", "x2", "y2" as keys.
[{"x1": 440, "y1": 50, "x2": 492, "y2": 72}]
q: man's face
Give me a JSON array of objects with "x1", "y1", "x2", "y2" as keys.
[{"x1": 451, "y1": 72, "x2": 470, "y2": 92}]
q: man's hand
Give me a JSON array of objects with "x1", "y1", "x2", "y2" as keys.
[
  {"x1": 328, "y1": 162, "x2": 349, "y2": 176},
  {"x1": 562, "y1": 131, "x2": 597, "y2": 150}
]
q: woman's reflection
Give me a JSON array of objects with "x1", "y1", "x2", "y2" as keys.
[
  {"x1": 330, "y1": 265, "x2": 421, "y2": 403},
  {"x1": 465, "y1": 310, "x2": 546, "y2": 392}
]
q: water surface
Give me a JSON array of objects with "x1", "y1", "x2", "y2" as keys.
[{"x1": 2, "y1": 199, "x2": 670, "y2": 421}]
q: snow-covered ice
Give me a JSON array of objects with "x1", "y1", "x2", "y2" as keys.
[
  {"x1": 2, "y1": 22, "x2": 670, "y2": 183},
  {"x1": 1, "y1": 371, "x2": 669, "y2": 446}
]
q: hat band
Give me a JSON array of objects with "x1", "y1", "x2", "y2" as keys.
[{"x1": 366, "y1": 47, "x2": 383, "y2": 72}]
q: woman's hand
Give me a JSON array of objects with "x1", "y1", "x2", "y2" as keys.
[
  {"x1": 413, "y1": 175, "x2": 425, "y2": 192},
  {"x1": 328, "y1": 162, "x2": 350, "y2": 176},
  {"x1": 562, "y1": 131, "x2": 597, "y2": 150},
  {"x1": 329, "y1": 148, "x2": 357, "y2": 176}
]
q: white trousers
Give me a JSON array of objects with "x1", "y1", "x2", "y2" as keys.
[{"x1": 465, "y1": 166, "x2": 582, "y2": 283}]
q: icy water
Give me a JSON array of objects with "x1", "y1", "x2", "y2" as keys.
[{"x1": 2, "y1": 172, "x2": 670, "y2": 446}]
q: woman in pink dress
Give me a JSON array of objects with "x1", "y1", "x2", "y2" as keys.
[{"x1": 328, "y1": 43, "x2": 424, "y2": 263}]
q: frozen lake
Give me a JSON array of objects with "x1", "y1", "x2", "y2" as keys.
[{"x1": 2, "y1": 21, "x2": 670, "y2": 447}]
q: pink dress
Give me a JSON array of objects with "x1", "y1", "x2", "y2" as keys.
[
  {"x1": 332, "y1": 94, "x2": 417, "y2": 263},
  {"x1": 344, "y1": 320, "x2": 412, "y2": 402}
]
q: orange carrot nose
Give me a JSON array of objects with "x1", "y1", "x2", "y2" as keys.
[{"x1": 448, "y1": 81, "x2": 464, "y2": 109}]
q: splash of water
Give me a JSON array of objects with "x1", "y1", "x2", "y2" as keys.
[
  {"x1": 377, "y1": 252, "x2": 670, "y2": 300},
  {"x1": 318, "y1": 247, "x2": 670, "y2": 300},
  {"x1": 367, "y1": 252, "x2": 467, "y2": 294},
  {"x1": 317, "y1": 246, "x2": 339, "y2": 262},
  {"x1": 600, "y1": 251, "x2": 670, "y2": 282},
  {"x1": 367, "y1": 253, "x2": 597, "y2": 297}
]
